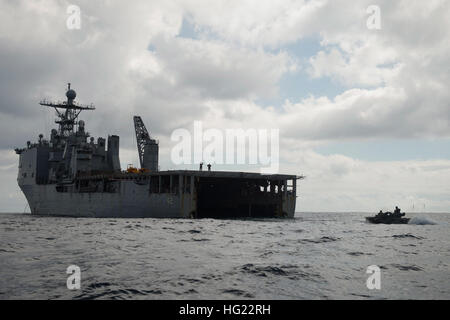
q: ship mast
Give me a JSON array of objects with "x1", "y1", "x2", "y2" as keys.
[{"x1": 39, "y1": 83, "x2": 95, "y2": 136}]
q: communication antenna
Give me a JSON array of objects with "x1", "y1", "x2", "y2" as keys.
[{"x1": 39, "y1": 83, "x2": 95, "y2": 136}]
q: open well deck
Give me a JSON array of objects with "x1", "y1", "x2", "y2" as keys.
[{"x1": 73, "y1": 170, "x2": 301, "y2": 218}]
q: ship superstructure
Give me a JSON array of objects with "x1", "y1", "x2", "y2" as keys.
[{"x1": 15, "y1": 84, "x2": 300, "y2": 218}]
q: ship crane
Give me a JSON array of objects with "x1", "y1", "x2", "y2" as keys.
[{"x1": 133, "y1": 116, "x2": 159, "y2": 172}]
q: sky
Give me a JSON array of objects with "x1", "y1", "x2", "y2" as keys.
[{"x1": 0, "y1": 0, "x2": 449, "y2": 212}]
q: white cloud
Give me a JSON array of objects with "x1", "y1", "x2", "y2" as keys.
[
  {"x1": 308, "y1": 45, "x2": 402, "y2": 87},
  {"x1": 150, "y1": 36, "x2": 295, "y2": 99},
  {"x1": 283, "y1": 149, "x2": 450, "y2": 212},
  {"x1": 180, "y1": 0, "x2": 327, "y2": 47}
]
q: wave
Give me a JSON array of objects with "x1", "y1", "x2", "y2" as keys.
[
  {"x1": 408, "y1": 217, "x2": 437, "y2": 225},
  {"x1": 298, "y1": 236, "x2": 340, "y2": 244},
  {"x1": 239, "y1": 263, "x2": 324, "y2": 282},
  {"x1": 347, "y1": 251, "x2": 373, "y2": 256},
  {"x1": 392, "y1": 233, "x2": 424, "y2": 239},
  {"x1": 390, "y1": 264, "x2": 423, "y2": 271},
  {"x1": 222, "y1": 288, "x2": 254, "y2": 298}
]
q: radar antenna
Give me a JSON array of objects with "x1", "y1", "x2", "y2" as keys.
[{"x1": 39, "y1": 83, "x2": 95, "y2": 136}]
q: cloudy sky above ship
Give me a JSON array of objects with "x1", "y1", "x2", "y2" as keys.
[{"x1": 0, "y1": 0, "x2": 449, "y2": 212}]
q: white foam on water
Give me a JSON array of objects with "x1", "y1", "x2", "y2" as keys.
[{"x1": 408, "y1": 217, "x2": 437, "y2": 225}]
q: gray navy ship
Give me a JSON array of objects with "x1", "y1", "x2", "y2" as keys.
[{"x1": 15, "y1": 84, "x2": 300, "y2": 218}]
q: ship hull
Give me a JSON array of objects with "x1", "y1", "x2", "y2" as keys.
[
  {"x1": 20, "y1": 183, "x2": 187, "y2": 218},
  {"x1": 365, "y1": 216, "x2": 410, "y2": 224},
  {"x1": 20, "y1": 174, "x2": 297, "y2": 219}
]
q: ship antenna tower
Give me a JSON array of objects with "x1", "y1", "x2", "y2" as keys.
[{"x1": 39, "y1": 83, "x2": 95, "y2": 136}]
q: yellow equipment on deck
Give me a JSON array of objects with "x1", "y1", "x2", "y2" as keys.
[{"x1": 126, "y1": 164, "x2": 150, "y2": 174}]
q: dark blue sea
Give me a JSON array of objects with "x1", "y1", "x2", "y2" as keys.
[{"x1": 0, "y1": 212, "x2": 448, "y2": 299}]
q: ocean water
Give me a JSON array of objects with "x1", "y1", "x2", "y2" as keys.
[{"x1": 0, "y1": 212, "x2": 448, "y2": 300}]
